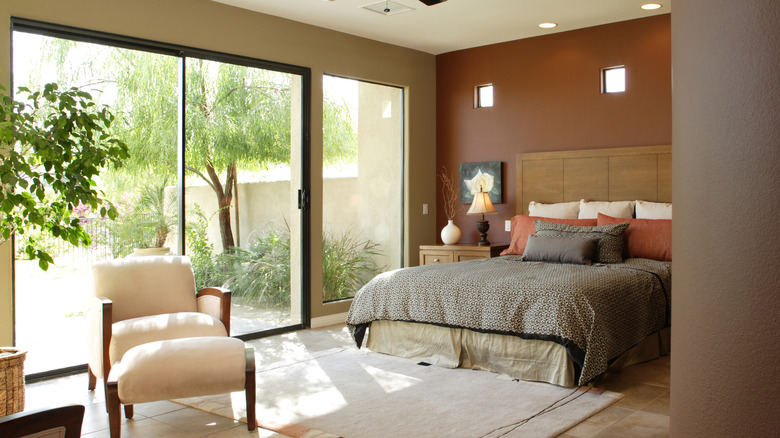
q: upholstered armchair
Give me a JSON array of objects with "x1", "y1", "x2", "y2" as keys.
[{"x1": 86, "y1": 256, "x2": 231, "y2": 400}]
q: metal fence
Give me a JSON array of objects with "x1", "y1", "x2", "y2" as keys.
[{"x1": 15, "y1": 217, "x2": 118, "y2": 264}]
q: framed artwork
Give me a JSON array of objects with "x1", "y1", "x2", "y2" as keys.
[{"x1": 459, "y1": 161, "x2": 503, "y2": 204}]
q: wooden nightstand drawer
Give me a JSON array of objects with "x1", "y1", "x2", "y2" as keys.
[
  {"x1": 419, "y1": 243, "x2": 508, "y2": 266},
  {"x1": 420, "y1": 251, "x2": 453, "y2": 265},
  {"x1": 454, "y1": 250, "x2": 491, "y2": 262}
]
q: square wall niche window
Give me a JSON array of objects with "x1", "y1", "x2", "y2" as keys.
[
  {"x1": 475, "y1": 84, "x2": 494, "y2": 108},
  {"x1": 602, "y1": 66, "x2": 626, "y2": 93}
]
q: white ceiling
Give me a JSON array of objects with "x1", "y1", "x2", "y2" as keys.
[{"x1": 211, "y1": 0, "x2": 671, "y2": 55}]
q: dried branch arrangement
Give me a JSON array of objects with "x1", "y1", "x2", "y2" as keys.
[{"x1": 439, "y1": 165, "x2": 461, "y2": 220}]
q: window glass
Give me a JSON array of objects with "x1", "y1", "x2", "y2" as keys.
[
  {"x1": 477, "y1": 84, "x2": 494, "y2": 107},
  {"x1": 12, "y1": 31, "x2": 179, "y2": 374},
  {"x1": 321, "y1": 75, "x2": 403, "y2": 302},
  {"x1": 603, "y1": 66, "x2": 626, "y2": 93}
]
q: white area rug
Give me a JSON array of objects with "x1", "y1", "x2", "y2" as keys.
[{"x1": 175, "y1": 348, "x2": 622, "y2": 438}]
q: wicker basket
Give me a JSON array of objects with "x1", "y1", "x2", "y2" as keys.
[{"x1": 0, "y1": 347, "x2": 27, "y2": 416}]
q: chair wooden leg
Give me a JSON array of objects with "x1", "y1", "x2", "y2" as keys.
[
  {"x1": 88, "y1": 365, "x2": 97, "y2": 391},
  {"x1": 124, "y1": 404, "x2": 134, "y2": 419},
  {"x1": 103, "y1": 380, "x2": 110, "y2": 414},
  {"x1": 106, "y1": 381, "x2": 121, "y2": 438},
  {"x1": 245, "y1": 347, "x2": 256, "y2": 431}
]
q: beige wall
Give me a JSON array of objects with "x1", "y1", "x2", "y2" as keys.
[
  {"x1": 0, "y1": 0, "x2": 437, "y2": 344},
  {"x1": 671, "y1": 0, "x2": 780, "y2": 435}
]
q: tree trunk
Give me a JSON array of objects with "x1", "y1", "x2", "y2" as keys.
[
  {"x1": 206, "y1": 161, "x2": 236, "y2": 251},
  {"x1": 234, "y1": 176, "x2": 241, "y2": 248}
]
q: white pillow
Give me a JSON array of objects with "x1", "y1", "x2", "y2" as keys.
[
  {"x1": 528, "y1": 201, "x2": 580, "y2": 219},
  {"x1": 636, "y1": 200, "x2": 672, "y2": 219},
  {"x1": 578, "y1": 200, "x2": 635, "y2": 219}
]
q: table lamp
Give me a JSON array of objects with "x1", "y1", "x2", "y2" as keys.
[{"x1": 467, "y1": 187, "x2": 498, "y2": 246}]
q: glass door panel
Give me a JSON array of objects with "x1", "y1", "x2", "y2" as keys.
[
  {"x1": 184, "y1": 58, "x2": 304, "y2": 336},
  {"x1": 12, "y1": 31, "x2": 178, "y2": 374},
  {"x1": 322, "y1": 76, "x2": 403, "y2": 302}
]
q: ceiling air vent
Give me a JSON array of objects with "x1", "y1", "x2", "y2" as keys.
[{"x1": 363, "y1": 1, "x2": 414, "y2": 16}]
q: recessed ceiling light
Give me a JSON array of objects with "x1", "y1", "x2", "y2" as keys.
[
  {"x1": 641, "y1": 3, "x2": 662, "y2": 10},
  {"x1": 538, "y1": 22, "x2": 558, "y2": 29}
]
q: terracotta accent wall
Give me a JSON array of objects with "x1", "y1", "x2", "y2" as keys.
[
  {"x1": 435, "y1": 15, "x2": 671, "y2": 244},
  {"x1": 672, "y1": 0, "x2": 780, "y2": 435}
]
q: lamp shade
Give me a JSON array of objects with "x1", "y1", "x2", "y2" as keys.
[{"x1": 467, "y1": 191, "x2": 497, "y2": 215}]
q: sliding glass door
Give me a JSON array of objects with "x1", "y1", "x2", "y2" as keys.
[
  {"x1": 183, "y1": 58, "x2": 305, "y2": 334},
  {"x1": 11, "y1": 21, "x2": 309, "y2": 375}
]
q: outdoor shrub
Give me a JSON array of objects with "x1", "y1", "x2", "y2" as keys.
[
  {"x1": 221, "y1": 227, "x2": 291, "y2": 308},
  {"x1": 187, "y1": 205, "x2": 232, "y2": 291},
  {"x1": 218, "y1": 226, "x2": 385, "y2": 308},
  {"x1": 322, "y1": 232, "x2": 383, "y2": 302}
]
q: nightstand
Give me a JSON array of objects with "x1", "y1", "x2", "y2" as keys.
[{"x1": 418, "y1": 243, "x2": 509, "y2": 266}]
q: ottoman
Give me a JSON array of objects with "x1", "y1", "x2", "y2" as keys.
[{"x1": 106, "y1": 336, "x2": 255, "y2": 438}]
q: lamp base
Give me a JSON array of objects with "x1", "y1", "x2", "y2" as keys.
[{"x1": 476, "y1": 220, "x2": 490, "y2": 246}]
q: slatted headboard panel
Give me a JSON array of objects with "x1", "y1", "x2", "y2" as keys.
[{"x1": 515, "y1": 145, "x2": 672, "y2": 215}]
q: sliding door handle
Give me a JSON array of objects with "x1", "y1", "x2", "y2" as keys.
[{"x1": 298, "y1": 189, "x2": 310, "y2": 211}]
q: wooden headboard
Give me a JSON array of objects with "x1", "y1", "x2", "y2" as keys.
[{"x1": 516, "y1": 145, "x2": 672, "y2": 215}]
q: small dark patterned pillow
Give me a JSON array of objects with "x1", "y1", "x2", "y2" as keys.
[
  {"x1": 534, "y1": 220, "x2": 630, "y2": 263},
  {"x1": 522, "y1": 235, "x2": 599, "y2": 265}
]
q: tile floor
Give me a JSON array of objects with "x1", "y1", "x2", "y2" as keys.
[{"x1": 23, "y1": 324, "x2": 669, "y2": 437}]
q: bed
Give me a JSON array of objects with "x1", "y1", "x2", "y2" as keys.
[{"x1": 346, "y1": 145, "x2": 672, "y2": 387}]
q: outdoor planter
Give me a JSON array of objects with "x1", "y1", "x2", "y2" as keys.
[{"x1": 131, "y1": 247, "x2": 171, "y2": 257}]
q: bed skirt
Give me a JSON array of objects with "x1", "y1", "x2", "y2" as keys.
[{"x1": 366, "y1": 320, "x2": 670, "y2": 387}]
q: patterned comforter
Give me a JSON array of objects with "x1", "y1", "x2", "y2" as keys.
[{"x1": 346, "y1": 256, "x2": 671, "y2": 385}]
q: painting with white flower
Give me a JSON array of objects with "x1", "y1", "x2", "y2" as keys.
[{"x1": 459, "y1": 161, "x2": 503, "y2": 204}]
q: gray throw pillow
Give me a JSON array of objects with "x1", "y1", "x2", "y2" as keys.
[
  {"x1": 521, "y1": 235, "x2": 599, "y2": 265},
  {"x1": 534, "y1": 220, "x2": 630, "y2": 263}
]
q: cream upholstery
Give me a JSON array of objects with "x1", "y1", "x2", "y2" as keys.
[
  {"x1": 92, "y1": 256, "x2": 199, "y2": 322},
  {"x1": 106, "y1": 337, "x2": 256, "y2": 437},
  {"x1": 87, "y1": 255, "x2": 231, "y2": 392},
  {"x1": 111, "y1": 337, "x2": 247, "y2": 403},
  {"x1": 109, "y1": 312, "x2": 227, "y2": 365}
]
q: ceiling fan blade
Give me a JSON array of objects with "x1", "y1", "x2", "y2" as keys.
[{"x1": 419, "y1": 0, "x2": 448, "y2": 5}]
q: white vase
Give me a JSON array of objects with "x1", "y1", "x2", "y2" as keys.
[{"x1": 440, "y1": 220, "x2": 461, "y2": 245}]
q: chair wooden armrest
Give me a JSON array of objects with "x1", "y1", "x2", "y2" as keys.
[
  {"x1": 0, "y1": 404, "x2": 85, "y2": 438},
  {"x1": 197, "y1": 287, "x2": 232, "y2": 334}
]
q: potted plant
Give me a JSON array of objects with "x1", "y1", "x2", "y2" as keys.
[
  {"x1": 108, "y1": 178, "x2": 176, "y2": 256},
  {"x1": 0, "y1": 82, "x2": 129, "y2": 269},
  {"x1": 131, "y1": 178, "x2": 177, "y2": 255}
]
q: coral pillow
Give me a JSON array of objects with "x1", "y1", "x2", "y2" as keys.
[
  {"x1": 502, "y1": 215, "x2": 598, "y2": 255},
  {"x1": 597, "y1": 213, "x2": 672, "y2": 261}
]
